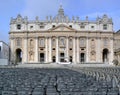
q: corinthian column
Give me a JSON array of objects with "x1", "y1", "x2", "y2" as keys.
[
  {"x1": 73, "y1": 37, "x2": 76, "y2": 63},
  {"x1": 45, "y1": 37, "x2": 48, "y2": 63},
  {"x1": 35, "y1": 37, "x2": 38, "y2": 62},
  {"x1": 86, "y1": 37, "x2": 89, "y2": 62},
  {"x1": 49, "y1": 37, "x2": 52, "y2": 62},
  {"x1": 56, "y1": 37, "x2": 59, "y2": 63},
  {"x1": 66, "y1": 36, "x2": 69, "y2": 62},
  {"x1": 77, "y1": 37, "x2": 79, "y2": 63},
  {"x1": 24, "y1": 37, "x2": 28, "y2": 63}
]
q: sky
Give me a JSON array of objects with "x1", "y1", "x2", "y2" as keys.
[{"x1": 1, "y1": 0, "x2": 120, "y2": 43}]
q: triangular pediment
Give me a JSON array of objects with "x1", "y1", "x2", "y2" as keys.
[{"x1": 48, "y1": 24, "x2": 76, "y2": 32}]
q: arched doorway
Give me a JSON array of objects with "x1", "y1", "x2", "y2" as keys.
[
  {"x1": 16, "y1": 48, "x2": 22, "y2": 63},
  {"x1": 103, "y1": 48, "x2": 109, "y2": 63}
]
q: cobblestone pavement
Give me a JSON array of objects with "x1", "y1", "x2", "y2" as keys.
[{"x1": 0, "y1": 67, "x2": 120, "y2": 95}]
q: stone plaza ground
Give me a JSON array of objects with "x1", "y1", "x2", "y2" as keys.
[{"x1": 0, "y1": 64, "x2": 120, "y2": 95}]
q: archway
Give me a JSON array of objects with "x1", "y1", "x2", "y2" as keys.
[
  {"x1": 103, "y1": 48, "x2": 109, "y2": 63},
  {"x1": 16, "y1": 48, "x2": 22, "y2": 63}
]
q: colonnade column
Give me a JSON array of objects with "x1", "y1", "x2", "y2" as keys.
[
  {"x1": 10, "y1": 38, "x2": 15, "y2": 63},
  {"x1": 86, "y1": 37, "x2": 89, "y2": 62},
  {"x1": 96, "y1": 37, "x2": 101, "y2": 62},
  {"x1": 77, "y1": 37, "x2": 79, "y2": 63},
  {"x1": 110, "y1": 38, "x2": 114, "y2": 65},
  {"x1": 73, "y1": 37, "x2": 76, "y2": 63},
  {"x1": 35, "y1": 37, "x2": 38, "y2": 62},
  {"x1": 49, "y1": 37, "x2": 52, "y2": 63},
  {"x1": 66, "y1": 36, "x2": 69, "y2": 62},
  {"x1": 24, "y1": 37, "x2": 28, "y2": 63},
  {"x1": 56, "y1": 37, "x2": 59, "y2": 63},
  {"x1": 45, "y1": 37, "x2": 48, "y2": 63}
]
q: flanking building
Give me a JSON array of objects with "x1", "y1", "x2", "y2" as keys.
[
  {"x1": 9, "y1": 6, "x2": 120, "y2": 65},
  {"x1": 0, "y1": 41, "x2": 9, "y2": 65}
]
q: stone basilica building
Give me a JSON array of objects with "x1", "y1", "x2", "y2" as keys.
[{"x1": 9, "y1": 6, "x2": 120, "y2": 65}]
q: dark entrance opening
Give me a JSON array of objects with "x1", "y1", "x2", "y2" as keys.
[
  {"x1": 60, "y1": 53, "x2": 65, "y2": 62},
  {"x1": 69, "y1": 56, "x2": 72, "y2": 62},
  {"x1": 80, "y1": 53, "x2": 85, "y2": 63},
  {"x1": 40, "y1": 53, "x2": 44, "y2": 62},
  {"x1": 16, "y1": 49, "x2": 22, "y2": 63},
  {"x1": 52, "y1": 56, "x2": 56, "y2": 62},
  {"x1": 103, "y1": 48, "x2": 109, "y2": 63}
]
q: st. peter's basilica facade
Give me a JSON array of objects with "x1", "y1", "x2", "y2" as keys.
[{"x1": 9, "y1": 6, "x2": 120, "y2": 65}]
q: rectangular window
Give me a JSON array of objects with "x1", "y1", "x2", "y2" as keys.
[
  {"x1": 91, "y1": 26, "x2": 94, "y2": 28},
  {"x1": 17, "y1": 24, "x2": 21, "y2": 30},
  {"x1": 80, "y1": 25, "x2": 85, "y2": 29},
  {"x1": 30, "y1": 26, "x2": 33, "y2": 29},
  {"x1": 103, "y1": 24, "x2": 107, "y2": 30},
  {"x1": 40, "y1": 26, "x2": 44, "y2": 29}
]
